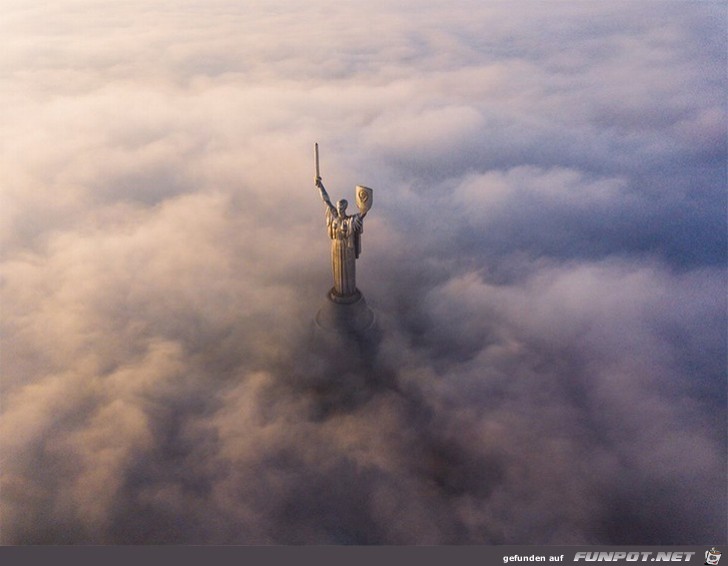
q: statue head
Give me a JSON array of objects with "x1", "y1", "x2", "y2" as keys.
[{"x1": 336, "y1": 199, "x2": 348, "y2": 217}]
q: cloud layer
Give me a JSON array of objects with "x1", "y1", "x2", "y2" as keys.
[{"x1": 1, "y1": 0, "x2": 725, "y2": 544}]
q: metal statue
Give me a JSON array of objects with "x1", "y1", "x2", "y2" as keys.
[{"x1": 314, "y1": 143, "x2": 373, "y2": 299}]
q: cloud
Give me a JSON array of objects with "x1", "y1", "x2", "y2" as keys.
[{"x1": 1, "y1": 0, "x2": 725, "y2": 544}]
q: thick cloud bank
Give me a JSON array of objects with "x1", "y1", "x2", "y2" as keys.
[{"x1": 1, "y1": 1, "x2": 725, "y2": 544}]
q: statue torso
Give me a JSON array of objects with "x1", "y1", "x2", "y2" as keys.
[{"x1": 326, "y1": 208, "x2": 360, "y2": 241}]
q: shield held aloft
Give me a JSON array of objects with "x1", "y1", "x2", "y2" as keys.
[{"x1": 356, "y1": 185, "x2": 373, "y2": 214}]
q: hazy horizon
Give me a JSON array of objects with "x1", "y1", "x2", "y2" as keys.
[{"x1": 1, "y1": 0, "x2": 726, "y2": 544}]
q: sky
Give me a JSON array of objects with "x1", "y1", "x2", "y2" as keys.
[{"x1": 1, "y1": 0, "x2": 726, "y2": 545}]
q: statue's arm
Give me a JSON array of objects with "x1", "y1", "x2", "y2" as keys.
[
  {"x1": 316, "y1": 177, "x2": 336, "y2": 214},
  {"x1": 353, "y1": 213, "x2": 363, "y2": 231}
]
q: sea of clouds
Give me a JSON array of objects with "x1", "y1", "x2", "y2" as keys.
[{"x1": 1, "y1": 0, "x2": 725, "y2": 544}]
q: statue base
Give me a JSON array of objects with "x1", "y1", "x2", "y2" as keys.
[
  {"x1": 306, "y1": 289, "x2": 388, "y2": 407},
  {"x1": 314, "y1": 288, "x2": 376, "y2": 334}
]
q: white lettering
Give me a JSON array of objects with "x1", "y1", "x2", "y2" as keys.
[{"x1": 573, "y1": 550, "x2": 696, "y2": 563}]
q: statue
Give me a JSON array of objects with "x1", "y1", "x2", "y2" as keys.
[
  {"x1": 312, "y1": 143, "x2": 376, "y2": 337},
  {"x1": 314, "y1": 143, "x2": 373, "y2": 302}
]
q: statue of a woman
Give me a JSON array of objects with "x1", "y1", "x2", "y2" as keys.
[{"x1": 315, "y1": 175, "x2": 370, "y2": 299}]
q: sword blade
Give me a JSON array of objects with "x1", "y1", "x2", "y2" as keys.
[{"x1": 314, "y1": 142, "x2": 320, "y2": 179}]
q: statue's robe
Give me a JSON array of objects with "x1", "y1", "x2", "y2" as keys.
[{"x1": 326, "y1": 208, "x2": 363, "y2": 297}]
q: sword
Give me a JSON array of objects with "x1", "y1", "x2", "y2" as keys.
[{"x1": 314, "y1": 142, "x2": 320, "y2": 181}]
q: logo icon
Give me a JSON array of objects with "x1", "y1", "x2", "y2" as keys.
[{"x1": 706, "y1": 548, "x2": 721, "y2": 566}]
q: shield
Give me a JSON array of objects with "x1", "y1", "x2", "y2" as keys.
[{"x1": 355, "y1": 185, "x2": 373, "y2": 214}]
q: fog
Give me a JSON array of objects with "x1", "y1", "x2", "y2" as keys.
[{"x1": 1, "y1": 0, "x2": 725, "y2": 544}]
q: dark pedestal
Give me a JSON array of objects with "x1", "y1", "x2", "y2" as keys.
[{"x1": 314, "y1": 288, "x2": 376, "y2": 335}]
